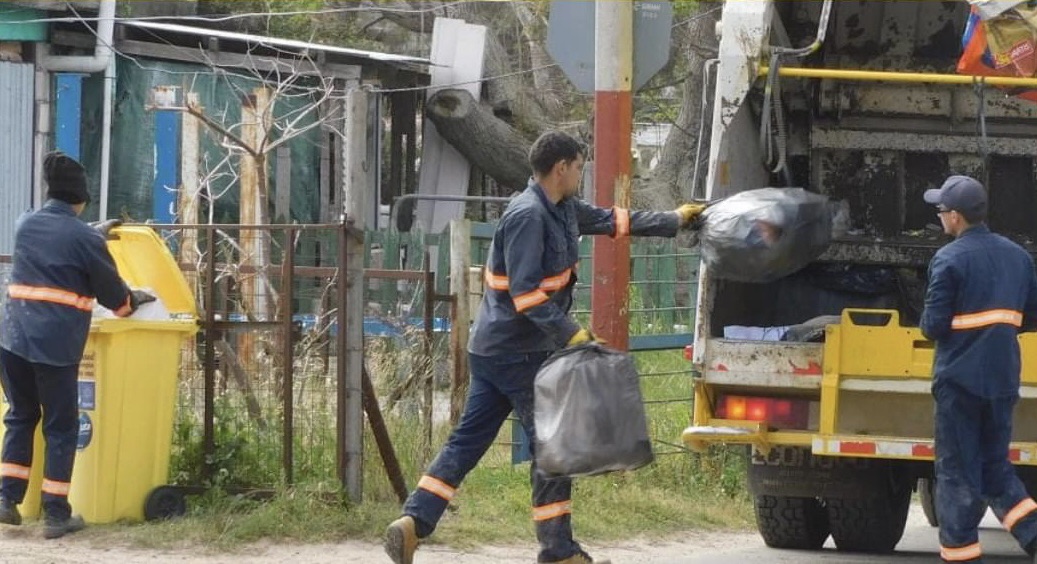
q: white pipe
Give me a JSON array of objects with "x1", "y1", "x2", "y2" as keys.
[
  {"x1": 38, "y1": 0, "x2": 116, "y2": 73},
  {"x1": 32, "y1": 65, "x2": 51, "y2": 208},
  {"x1": 98, "y1": 55, "x2": 115, "y2": 220},
  {"x1": 37, "y1": 0, "x2": 117, "y2": 218}
]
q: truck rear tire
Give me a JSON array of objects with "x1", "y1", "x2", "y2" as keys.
[
  {"x1": 754, "y1": 495, "x2": 830, "y2": 550},
  {"x1": 827, "y1": 484, "x2": 911, "y2": 553},
  {"x1": 918, "y1": 478, "x2": 938, "y2": 528}
]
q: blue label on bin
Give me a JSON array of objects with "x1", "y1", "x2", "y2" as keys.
[
  {"x1": 78, "y1": 380, "x2": 95, "y2": 410},
  {"x1": 77, "y1": 412, "x2": 92, "y2": 451}
]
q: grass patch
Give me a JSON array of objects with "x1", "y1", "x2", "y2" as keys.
[
  {"x1": 109, "y1": 451, "x2": 750, "y2": 552},
  {"x1": 123, "y1": 342, "x2": 751, "y2": 551}
]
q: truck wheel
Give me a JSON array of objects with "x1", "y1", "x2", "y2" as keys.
[
  {"x1": 827, "y1": 483, "x2": 911, "y2": 553},
  {"x1": 918, "y1": 478, "x2": 938, "y2": 528},
  {"x1": 754, "y1": 495, "x2": 830, "y2": 550}
]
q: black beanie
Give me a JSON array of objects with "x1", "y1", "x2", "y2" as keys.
[{"x1": 44, "y1": 151, "x2": 90, "y2": 205}]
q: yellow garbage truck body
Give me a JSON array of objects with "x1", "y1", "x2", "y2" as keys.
[{"x1": 681, "y1": 0, "x2": 1037, "y2": 552}]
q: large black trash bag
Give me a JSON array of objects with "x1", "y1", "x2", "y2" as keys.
[
  {"x1": 534, "y1": 343, "x2": 654, "y2": 478},
  {"x1": 698, "y1": 188, "x2": 849, "y2": 283}
]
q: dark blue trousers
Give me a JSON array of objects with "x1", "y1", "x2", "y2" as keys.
[
  {"x1": 0, "y1": 348, "x2": 78, "y2": 520},
  {"x1": 935, "y1": 381, "x2": 1037, "y2": 562},
  {"x1": 402, "y1": 351, "x2": 582, "y2": 562}
]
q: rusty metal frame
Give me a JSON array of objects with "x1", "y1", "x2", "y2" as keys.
[{"x1": 35, "y1": 222, "x2": 426, "y2": 495}]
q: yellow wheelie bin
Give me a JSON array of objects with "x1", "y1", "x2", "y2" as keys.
[{"x1": 67, "y1": 225, "x2": 198, "y2": 523}]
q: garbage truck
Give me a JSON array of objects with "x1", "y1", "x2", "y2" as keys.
[{"x1": 681, "y1": 0, "x2": 1037, "y2": 553}]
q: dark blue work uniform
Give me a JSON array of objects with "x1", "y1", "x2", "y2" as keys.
[
  {"x1": 921, "y1": 224, "x2": 1037, "y2": 562},
  {"x1": 402, "y1": 183, "x2": 679, "y2": 562},
  {"x1": 0, "y1": 200, "x2": 133, "y2": 519}
]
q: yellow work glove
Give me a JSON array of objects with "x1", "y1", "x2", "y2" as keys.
[
  {"x1": 567, "y1": 328, "x2": 607, "y2": 347},
  {"x1": 675, "y1": 203, "x2": 707, "y2": 228}
]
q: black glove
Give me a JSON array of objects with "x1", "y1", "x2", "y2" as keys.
[
  {"x1": 90, "y1": 219, "x2": 123, "y2": 240},
  {"x1": 130, "y1": 289, "x2": 157, "y2": 312}
]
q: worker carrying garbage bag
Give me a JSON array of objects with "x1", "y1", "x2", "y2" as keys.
[
  {"x1": 694, "y1": 187, "x2": 849, "y2": 284},
  {"x1": 384, "y1": 131, "x2": 702, "y2": 564},
  {"x1": 534, "y1": 343, "x2": 653, "y2": 478}
]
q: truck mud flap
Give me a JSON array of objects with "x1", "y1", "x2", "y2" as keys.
[{"x1": 749, "y1": 446, "x2": 895, "y2": 499}]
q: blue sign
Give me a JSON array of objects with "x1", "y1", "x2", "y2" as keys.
[
  {"x1": 77, "y1": 412, "x2": 93, "y2": 451},
  {"x1": 78, "y1": 380, "x2": 95, "y2": 411}
]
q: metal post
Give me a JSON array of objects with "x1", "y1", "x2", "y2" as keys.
[
  {"x1": 421, "y1": 251, "x2": 435, "y2": 461},
  {"x1": 591, "y1": 0, "x2": 634, "y2": 350},
  {"x1": 282, "y1": 226, "x2": 296, "y2": 484},
  {"x1": 342, "y1": 87, "x2": 368, "y2": 502},
  {"x1": 203, "y1": 227, "x2": 217, "y2": 480},
  {"x1": 362, "y1": 365, "x2": 409, "y2": 504},
  {"x1": 336, "y1": 221, "x2": 349, "y2": 492},
  {"x1": 448, "y1": 219, "x2": 471, "y2": 426}
]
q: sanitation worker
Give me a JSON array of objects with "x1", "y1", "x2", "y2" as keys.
[
  {"x1": 921, "y1": 175, "x2": 1037, "y2": 563},
  {"x1": 384, "y1": 131, "x2": 704, "y2": 564},
  {"x1": 0, "y1": 152, "x2": 154, "y2": 538}
]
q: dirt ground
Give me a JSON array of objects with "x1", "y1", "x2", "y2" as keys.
[{"x1": 1, "y1": 527, "x2": 756, "y2": 563}]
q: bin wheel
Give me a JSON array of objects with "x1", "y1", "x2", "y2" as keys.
[{"x1": 144, "y1": 486, "x2": 187, "y2": 521}]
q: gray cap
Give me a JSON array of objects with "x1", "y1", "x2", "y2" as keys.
[{"x1": 924, "y1": 175, "x2": 987, "y2": 218}]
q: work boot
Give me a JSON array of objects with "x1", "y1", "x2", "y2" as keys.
[
  {"x1": 43, "y1": 514, "x2": 85, "y2": 539},
  {"x1": 384, "y1": 515, "x2": 419, "y2": 564},
  {"x1": 543, "y1": 551, "x2": 611, "y2": 564},
  {"x1": 0, "y1": 498, "x2": 21, "y2": 526}
]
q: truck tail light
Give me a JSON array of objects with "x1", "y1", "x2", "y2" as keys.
[{"x1": 715, "y1": 394, "x2": 810, "y2": 430}]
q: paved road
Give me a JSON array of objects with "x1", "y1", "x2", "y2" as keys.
[
  {"x1": 3, "y1": 503, "x2": 1030, "y2": 563},
  {"x1": 679, "y1": 504, "x2": 1030, "y2": 564}
]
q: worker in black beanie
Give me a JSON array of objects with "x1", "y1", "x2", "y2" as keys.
[
  {"x1": 0, "y1": 151, "x2": 154, "y2": 538},
  {"x1": 43, "y1": 151, "x2": 90, "y2": 205}
]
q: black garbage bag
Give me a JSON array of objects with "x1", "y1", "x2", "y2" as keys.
[
  {"x1": 698, "y1": 188, "x2": 849, "y2": 283},
  {"x1": 534, "y1": 343, "x2": 654, "y2": 478},
  {"x1": 781, "y1": 315, "x2": 843, "y2": 343}
]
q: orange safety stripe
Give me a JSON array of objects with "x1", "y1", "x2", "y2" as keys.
[
  {"x1": 940, "y1": 543, "x2": 982, "y2": 562},
  {"x1": 41, "y1": 479, "x2": 70, "y2": 497},
  {"x1": 0, "y1": 463, "x2": 30, "y2": 480},
  {"x1": 952, "y1": 309, "x2": 1023, "y2": 330},
  {"x1": 612, "y1": 207, "x2": 630, "y2": 238},
  {"x1": 532, "y1": 500, "x2": 572, "y2": 522},
  {"x1": 484, "y1": 269, "x2": 510, "y2": 291},
  {"x1": 1004, "y1": 498, "x2": 1037, "y2": 531},
  {"x1": 8, "y1": 285, "x2": 93, "y2": 312},
  {"x1": 417, "y1": 475, "x2": 456, "y2": 502},
  {"x1": 485, "y1": 268, "x2": 574, "y2": 294},
  {"x1": 513, "y1": 290, "x2": 550, "y2": 312},
  {"x1": 538, "y1": 269, "x2": 573, "y2": 292}
]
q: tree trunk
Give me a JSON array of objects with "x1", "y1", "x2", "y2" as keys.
[
  {"x1": 510, "y1": 2, "x2": 564, "y2": 118},
  {"x1": 637, "y1": 3, "x2": 722, "y2": 209},
  {"x1": 426, "y1": 88, "x2": 532, "y2": 193}
]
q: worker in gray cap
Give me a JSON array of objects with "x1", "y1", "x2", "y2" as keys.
[{"x1": 921, "y1": 175, "x2": 1037, "y2": 563}]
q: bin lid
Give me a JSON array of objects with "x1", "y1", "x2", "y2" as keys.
[{"x1": 106, "y1": 226, "x2": 197, "y2": 318}]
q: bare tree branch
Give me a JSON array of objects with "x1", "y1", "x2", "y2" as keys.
[{"x1": 184, "y1": 103, "x2": 261, "y2": 158}]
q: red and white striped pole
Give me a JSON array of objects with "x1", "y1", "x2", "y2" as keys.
[{"x1": 591, "y1": 0, "x2": 634, "y2": 350}]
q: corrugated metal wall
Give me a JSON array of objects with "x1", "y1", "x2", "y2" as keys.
[{"x1": 0, "y1": 62, "x2": 33, "y2": 254}]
